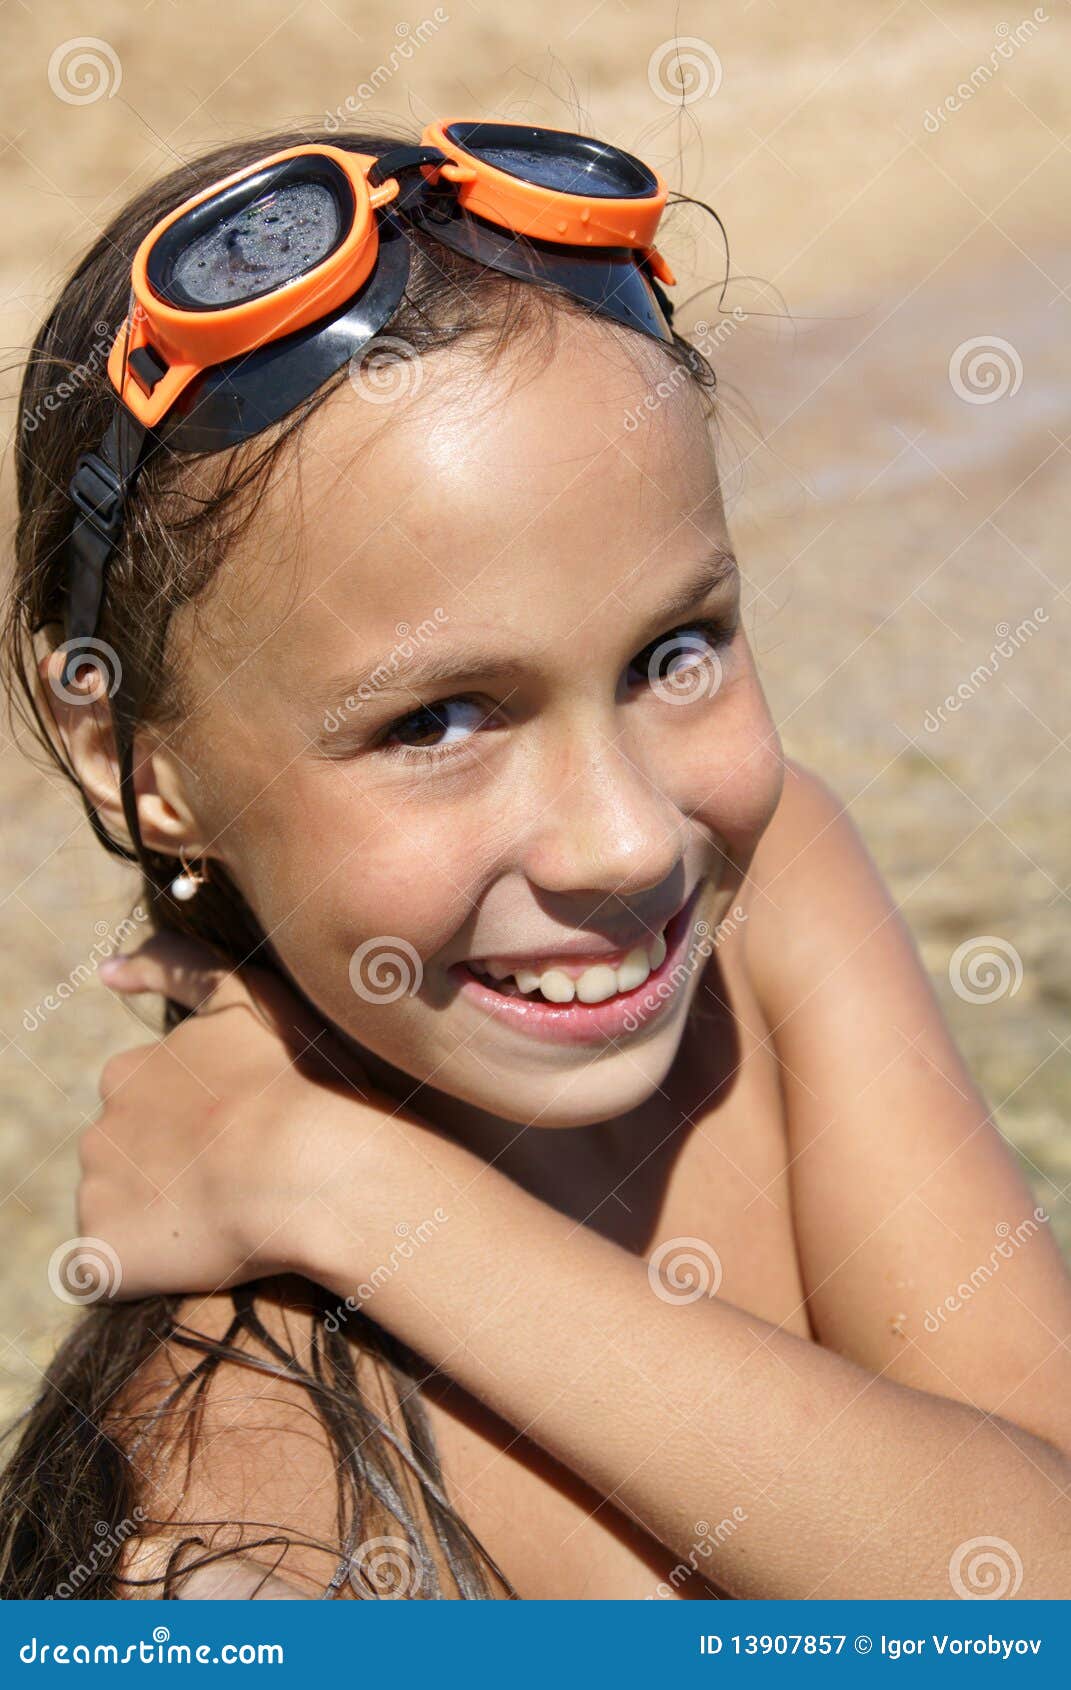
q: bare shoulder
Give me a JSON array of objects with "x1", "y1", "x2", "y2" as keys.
[
  {"x1": 109, "y1": 1278, "x2": 421, "y2": 1599},
  {"x1": 735, "y1": 760, "x2": 1071, "y2": 1451},
  {"x1": 741, "y1": 756, "x2": 904, "y2": 1015}
]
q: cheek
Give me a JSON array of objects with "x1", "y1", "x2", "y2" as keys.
[
  {"x1": 220, "y1": 770, "x2": 491, "y2": 1014},
  {"x1": 681, "y1": 669, "x2": 785, "y2": 862}
]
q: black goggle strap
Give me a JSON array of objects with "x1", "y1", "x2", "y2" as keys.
[
  {"x1": 366, "y1": 145, "x2": 448, "y2": 201},
  {"x1": 374, "y1": 142, "x2": 675, "y2": 322},
  {"x1": 62, "y1": 401, "x2": 152, "y2": 685}
]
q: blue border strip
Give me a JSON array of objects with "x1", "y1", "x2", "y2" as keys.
[{"x1": 2, "y1": 1598, "x2": 1066, "y2": 1684}]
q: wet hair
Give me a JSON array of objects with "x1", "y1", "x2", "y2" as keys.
[{"x1": 0, "y1": 120, "x2": 719, "y2": 1598}]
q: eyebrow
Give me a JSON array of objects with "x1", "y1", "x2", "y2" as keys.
[{"x1": 311, "y1": 547, "x2": 738, "y2": 712}]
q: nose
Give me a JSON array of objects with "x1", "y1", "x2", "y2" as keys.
[{"x1": 522, "y1": 722, "x2": 688, "y2": 901}]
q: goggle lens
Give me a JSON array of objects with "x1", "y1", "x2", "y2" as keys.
[
  {"x1": 169, "y1": 180, "x2": 344, "y2": 307},
  {"x1": 443, "y1": 122, "x2": 658, "y2": 200}
]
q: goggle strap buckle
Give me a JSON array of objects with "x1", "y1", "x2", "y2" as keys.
[{"x1": 62, "y1": 408, "x2": 151, "y2": 674}]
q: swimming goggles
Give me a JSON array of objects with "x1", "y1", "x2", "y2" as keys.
[{"x1": 60, "y1": 119, "x2": 680, "y2": 671}]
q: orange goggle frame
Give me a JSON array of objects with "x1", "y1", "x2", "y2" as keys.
[{"x1": 109, "y1": 119, "x2": 677, "y2": 428}]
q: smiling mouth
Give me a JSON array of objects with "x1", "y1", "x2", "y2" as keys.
[{"x1": 454, "y1": 886, "x2": 700, "y2": 1010}]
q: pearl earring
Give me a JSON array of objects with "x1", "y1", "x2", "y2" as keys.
[{"x1": 170, "y1": 849, "x2": 207, "y2": 902}]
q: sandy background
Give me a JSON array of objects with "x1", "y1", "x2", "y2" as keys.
[{"x1": 0, "y1": 0, "x2": 1068, "y2": 1425}]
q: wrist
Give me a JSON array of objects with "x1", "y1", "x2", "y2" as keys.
[{"x1": 275, "y1": 1083, "x2": 449, "y2": 1289}]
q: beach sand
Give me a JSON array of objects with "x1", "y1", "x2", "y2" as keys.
[{"x1": 0, "y1": 0, "x2": 1067, "y2": 1422}]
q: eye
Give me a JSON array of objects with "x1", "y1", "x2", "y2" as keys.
[
  {"x1": 379, "y1": 695, "x2": 492, "y2": 764},
  {"x1": 627, "y1": 617, "x2": 735, "y2": 691}
]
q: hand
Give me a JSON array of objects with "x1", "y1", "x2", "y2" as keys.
[{"x1": 75, "y1": 933, "x2": 388, "y2": 1301}]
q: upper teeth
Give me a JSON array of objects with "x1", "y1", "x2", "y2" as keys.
[{"x1": 473, "y1": 930, "x2": 668, "y2": 1004}]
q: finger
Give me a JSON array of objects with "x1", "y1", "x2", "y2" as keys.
[
  {"x1": 99, "y1": 932, "x2": 239, "y2": 1012},
  {"x1": 99, "y1": 932, "x2": 353, "y2": 1069}
]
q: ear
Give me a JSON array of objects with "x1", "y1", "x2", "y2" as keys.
[{"x1": 38, "y1": 647, "x2": 212, "y2": 861}]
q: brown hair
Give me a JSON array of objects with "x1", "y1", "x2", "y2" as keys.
[{"x1": 0, "y1": 120, "x2": 718, "y2": 1598}]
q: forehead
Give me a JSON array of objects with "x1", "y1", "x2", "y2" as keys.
[{"x1": 181, "y1": 329, "x2": 727, "y2": 690}]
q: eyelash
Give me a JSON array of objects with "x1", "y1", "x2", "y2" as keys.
[{"x1": 377, "y1": 615, "x2": 737, "y2": 769}]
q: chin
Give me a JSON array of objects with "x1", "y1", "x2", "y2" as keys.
[{"x1": 455, "y1": 1018, "x2": 688, "y2": 1130}]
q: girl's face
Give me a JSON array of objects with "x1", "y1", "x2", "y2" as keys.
[{"x1": 164, "y1": 329, "x2": 784, "y2": 1128}]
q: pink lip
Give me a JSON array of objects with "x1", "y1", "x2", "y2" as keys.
[{"x1": 448, "y1": 881, "x2": 706, "y2": 1046}]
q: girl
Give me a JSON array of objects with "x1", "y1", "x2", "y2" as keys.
[{"x1": 2, "y1": 119, "x2": 1070, "y2": 1602}]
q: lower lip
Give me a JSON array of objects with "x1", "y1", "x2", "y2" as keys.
[{"x1": 449, "y1": 882, "x2": 706, "y2": 1047}]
